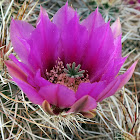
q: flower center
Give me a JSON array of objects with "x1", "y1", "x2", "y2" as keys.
[
  {"x1": 64, "y1": 62, "x2": 85, "y2": 78},
  {"x1": 46, "y1": 59, "x2": 89, "y2": 92}
]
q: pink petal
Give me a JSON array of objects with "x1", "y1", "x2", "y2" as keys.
[
  {"x1": 8, "y1": 54, "x2": 40, "y2": 89},
  {"x1": 9, "y1": 54, "x2": 34, "y2": 77},
  {"x1": 34, "y1": 70, "x2": 51, "y2": 87},
  {"x1": 99, "y1": 57, "x2": 127, "y2": 82},
  {"x1": 39, "y1": 84, "x2": 76, "y2": 108},
  {"x1": 111, "y1": 18, "x2": 121, "y2": 38},
  {"x1": 13, "y1": 78, "x2": 44, "y2": 105},
  {"x1": 28, "y1": 7, "x2": 59, "y2": 75},
  {"x1": 90, "y1": 34, "x2": 126, "y2": 82},
  {"x1": 27, "y1": 70, "x2": 51, "y2": 90},
  {"x1": 97, "y1": 61, "x2": 138, "y2": 102},
  {"x1": 115, "y1": 61, "x2": 138, "y2": 91},
  {"x1": 53, "y1": 2, "x2": 75, "y2": 31},
  {"x1": 10, "y1": 19, "x2": 34, "y2": 63},
  {"x1": 96, "y1": 78, "x2": 120, "y2": 102},
  {"x1": 81, "y1": 8, "x2": 105, "y2": 37},
  {"x1": 68, "y1": 95, "x2": 97, "y2": 113},
  {"x1": 5, "y1": 60, "x2": 27, "y2": 82},
  {"x1": 59, "y1": 12, "x2": 88, "y2": 65},
  {"x1": 113, "y1": 35, "x2": 122, "y2": 58},
  {"x1": 75, "y1": 82, "x2": 106, "y2": 100},
  {"x1": 82, "y1": 22, "x2": 115, "y2": 81}
]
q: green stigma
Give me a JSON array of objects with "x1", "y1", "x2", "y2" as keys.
[{"x1": 64, "y1": 62, "x2": 85, "y2": 78}]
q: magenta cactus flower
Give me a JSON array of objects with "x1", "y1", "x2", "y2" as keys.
[{"x1": 6, "y1": 2, "x2": 137, "y2": 116}]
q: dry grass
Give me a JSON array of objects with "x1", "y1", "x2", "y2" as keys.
[{"x1": 0, "y1": 0, "x2": 140, "y2": 139}]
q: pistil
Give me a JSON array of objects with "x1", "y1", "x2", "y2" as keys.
[
  {"x1": 64, "y1": 62, "x2": 85, "y2": 78},
  {"x1": 46, "y1": 59, "x2": 89, "y2": 92}
]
